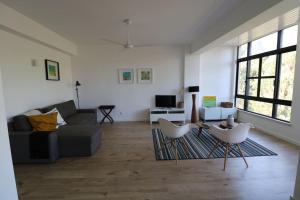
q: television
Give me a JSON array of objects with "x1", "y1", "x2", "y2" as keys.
[{"x1": 155, "y1": 95, "x2": 176, "y2": 108}]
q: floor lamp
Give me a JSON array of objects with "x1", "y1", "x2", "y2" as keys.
[
  {"x1": 75, "y1": 81, "x2": 81, "y2": 108},
  {"x1": 188, "y1": 86, "x2": 199, "y2": 123}
]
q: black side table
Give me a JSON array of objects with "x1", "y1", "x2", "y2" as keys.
[{"x1": 98, "y1": 105, "x2": 115, "y2": 124}]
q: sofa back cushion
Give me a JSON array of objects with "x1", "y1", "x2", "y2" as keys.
[
  {"x1": 55, "y1": 100, "x2": 77, "y2": 119},
  {"x1": 13, "y1": 115, "x2": 33, "y2": 131}
]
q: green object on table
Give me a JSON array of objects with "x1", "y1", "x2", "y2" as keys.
[{"x1": 203, "y1": 96, "x2": 217, "y2": 107}]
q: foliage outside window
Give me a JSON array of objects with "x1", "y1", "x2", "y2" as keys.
[{"x1": 235, "y1": 25, "x2": 298, "y2": 122}]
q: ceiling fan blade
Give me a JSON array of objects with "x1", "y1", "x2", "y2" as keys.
[
  {"x1": 100, "y1": 38, "x2": 124, "y2": 46},
  {"x1": 132, "y1": 44, "x2": 158, "y2": 48}
]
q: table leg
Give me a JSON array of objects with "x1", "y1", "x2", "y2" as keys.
[
  {"x1": 106, "y1": 110, "x2": 114, "y2": 123},
  {"x1": 198, "y1": 127, "x2": 203, "y2": 137},
  {"x1": 100, "y1": 108, "x2": 114, "y2": 124},
  {"x1": 100, "y1": 109, "x2": 106, "y2": 124}
]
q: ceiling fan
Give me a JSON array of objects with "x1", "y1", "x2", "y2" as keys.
[{"x1": 101, "y1": 19, "x2": 151, "y2": 49}]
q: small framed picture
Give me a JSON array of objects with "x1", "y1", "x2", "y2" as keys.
[
  {"x1": 118, "y1": 68, "x2": 134, "y2": 84},
  {"x1": 137, "y1": 68, "x2": 152, "y2": 84},
  {"x1": 45, "y1": 59, "x2": 60, "y2": 81}
]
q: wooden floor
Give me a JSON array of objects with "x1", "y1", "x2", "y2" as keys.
[{"x1": 14, "y1": 122, "x2": 299, "y2": 200}]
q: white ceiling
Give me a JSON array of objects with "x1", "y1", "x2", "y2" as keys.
[
  {"x1": 0, "y1": 0, "x2": 282, "y2": 46},
  {"x1": 227, "y1": 8, "x2": 299, "y2": 46}
]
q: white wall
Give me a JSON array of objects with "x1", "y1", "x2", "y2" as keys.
[
  {"x1": 72, "y1": 45, "x2": 184, "y2": 121},
  {"x1": 238, "y1": 20, "x2": 300, "y2": 146},
  {"x1": 0, "y1": 68, "x2": 18, "y2": 200},
  {"x1": 184, "y1": 49, "x2": 201, "y2": 120},
  {"x1": 0, "y1": 29, "x2": 74, "y2": 119},
  {"x1": 0, "y1": 3, "x2": 77, "y2": 119},
  {"x1": 293, "y1": 154, "x2": 300, "y2": 199},
  {"x1": 199, "y1": 46, "x2": 236, "y2": 107}
]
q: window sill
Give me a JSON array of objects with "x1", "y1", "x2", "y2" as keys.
[{"x1": 237, "y1": 109, "x2": 292, "y2": 126}]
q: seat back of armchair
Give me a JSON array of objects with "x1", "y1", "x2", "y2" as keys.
[
  {"x1": 158, "y1": 118, "x2": 189, "y2": 138},
  {"x1": 227, "y1": 123, "x2": 251, "y2": 144}
]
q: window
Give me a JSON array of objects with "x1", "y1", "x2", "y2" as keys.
[
  {"x1": 238, "y1": 43, "x2": 248, "y2": 58},
  {"x1": 235, "y1": 25, "x2": 298, "y2": 122},
  {"x1": 251, "y1": 32, "x2": 278, "y2": 55}
]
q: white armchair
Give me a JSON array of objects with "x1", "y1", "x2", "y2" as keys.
[
  {"x1": 208, "y1": 123, "x2": 253, "y2": 170},
  {"x1": 158, "y1": 118, "x2": 191, "y2": 164}
]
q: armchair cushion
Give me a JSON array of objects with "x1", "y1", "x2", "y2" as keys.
[
  {"x1": 158, "y1": 118, "x2": 190, "y2": 138},
  {"x1": 209, "y1": 123, "x2": 251, "y2": 144}
]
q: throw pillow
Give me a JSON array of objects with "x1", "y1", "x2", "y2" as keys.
[
  {"x1": 13, "y1": 115, "x2": 33, "y2": 131},
  {"x1": 28, "y1": 113, "x2": 58, "y2": 131},
  {"x1": 23, "y1": 109, "x2": 42, "y2": 116},
  {"x1": 45, "y1": 108, "x2": 67, "y2": 127}
]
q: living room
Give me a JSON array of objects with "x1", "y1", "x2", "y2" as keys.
[{"x1": 0, "y1": 0, "x2": 300, "y2": 199}]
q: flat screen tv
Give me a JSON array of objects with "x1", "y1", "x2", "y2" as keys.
[{"x1": 155, "y1": 95, "x2": 176, "y2": 108}]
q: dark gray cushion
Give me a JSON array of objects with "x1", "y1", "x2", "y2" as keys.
[
  {"x1": 57, "y1": 126, "x2": 101, "y2": 157},
  {"x1": 13, "y1": 115, "x2": 32, "y2": 131},
  {"x1": 65, "y1": 113, "x2": 96, "y2": 125},
  {"x1": 39, "y1": 100, "x2": 77, "y2": 119},
  {"x1": 55, "y1": 100, "x2": 77, "y2": 119},
  {"x1": 38, "y1": 105, "x2": 56, "y2": 113}
]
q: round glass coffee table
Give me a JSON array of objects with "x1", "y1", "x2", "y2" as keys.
[
  {"x1": 219, "y1": 121, "x2": 238, "y2": 129},
  {"x1": 196, "y1": 122, "x2": 210, "y2": 137}
]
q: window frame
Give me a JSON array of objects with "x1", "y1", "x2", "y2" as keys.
[{"x1": 235, "y1": 28, "x2": 297, "y2": 122}]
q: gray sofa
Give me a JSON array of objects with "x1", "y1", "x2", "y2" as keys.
[{"x1": 8, "y1": 100, "x2": 102, "y2": 163}]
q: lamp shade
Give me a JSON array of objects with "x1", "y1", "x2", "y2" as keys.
[
  {"x1": 75, "y1": 81, "x2": 81, "y2": 86},
  {"x1": 188, "y1": 86, "x2": 199, "y2": 93}
]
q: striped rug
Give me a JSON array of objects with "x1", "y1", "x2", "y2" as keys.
[{"x1": 152, "y1": 128, "x2": 277, "y2": 160}]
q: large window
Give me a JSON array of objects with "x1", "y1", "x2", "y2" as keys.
[{"x1": 235, "y1": 25, "x2": 298, "y2": 122}]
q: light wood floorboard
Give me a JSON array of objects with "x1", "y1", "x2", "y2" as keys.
[{"x1": 14, "y1": 122, "x2": 299, "y2": 200}]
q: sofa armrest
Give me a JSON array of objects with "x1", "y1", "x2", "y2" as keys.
[
  {"x1": 9, "y1": 131, "x2": 33, "y2": 163},
  {"x1": 9, "y1": 131, "x2": 59, "y2": 163},
  {"x1": 77, "y1": 109, "x2": 97, "y2": 114}
]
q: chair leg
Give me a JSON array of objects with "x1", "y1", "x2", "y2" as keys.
[
  {"x1": 182, "y1": 138, "x2": 190, "y2": 157},
  {"x1": 158, "y1": 139, "x2": 171, "y2": 152},
  {"x1": 208, "y1": 140, "x2": 220, "y2": 158},
  {"x1": 223, "y1": 144, "x2": 229, "y2": 171},
  {"x1": 173, "y1": 139, "x2": 178, "y2": 165},
  {"x1": 237, "y1": 144, "x2": 248, "y2": 168},
  {"x1": 158, "y1": 137, "x2": 165, "y2": 153}
]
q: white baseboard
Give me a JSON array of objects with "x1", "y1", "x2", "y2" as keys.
[{"x1": 253, "y1": 127, "x2": 300, "y2": 147}]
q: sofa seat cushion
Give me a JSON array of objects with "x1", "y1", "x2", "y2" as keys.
[
  {"x1": 57, "y1": 126, "x2": 101, "y2": 157},
  {"x1": 65, "y1": 113, "x2": 96, "y2": 125}
]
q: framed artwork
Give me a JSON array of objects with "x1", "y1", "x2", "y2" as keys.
[
  {"x1": 118, "y1": 68, "x2": 134, "y2": 84},
  {"x1": 45, "y1": 59, "x2": 60, "y2": 81},
  {"x1": 137, "y1": 68, "x2": 152, "y2": 84},
  {"x1": 203, "y1": 96, "x2": 217, "y2": 107}
]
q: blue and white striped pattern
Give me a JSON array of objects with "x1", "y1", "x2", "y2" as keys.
[{"x1": 152, "y1": 128, "x2": 277, "y2": 160}]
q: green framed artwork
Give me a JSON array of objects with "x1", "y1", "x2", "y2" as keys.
[
  {"x1": 45, "y1": 59, "x2": 60, "y2": 81},
  {"x1": 137, "y1": 68, "x2": 152, "y2": 84},
  {"x1": 203, "y1": 96, "x2": 217, "y2": 107},
  {"x1": 118, "y1": 68, "x2": 134, "y2": 84}
]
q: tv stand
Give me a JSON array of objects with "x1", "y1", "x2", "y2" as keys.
[{"x1": 149, "y1": 107, "x2": 185, "y2": 124}]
